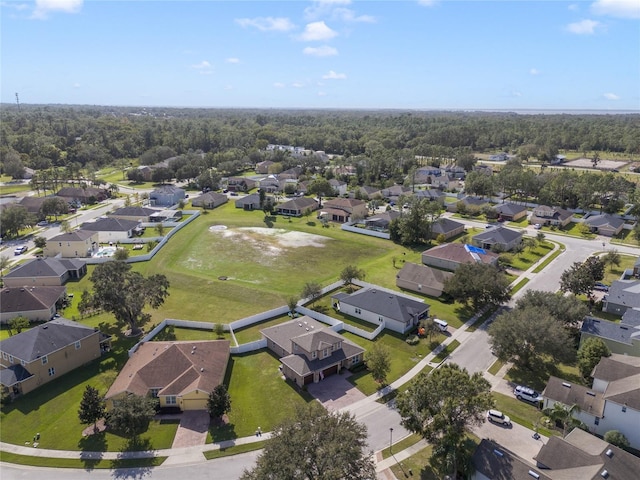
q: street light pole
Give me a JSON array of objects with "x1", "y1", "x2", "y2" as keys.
[{"x1": 389, "y1": 427, "x2": 393, "y2": 454}]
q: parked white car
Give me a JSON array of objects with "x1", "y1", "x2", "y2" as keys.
[
  {"x1": 14, "y1": 245, "x2": 28, "y2": 255},
  {"x1": 487, "y1": 409, "x2": 511, "y2": 426},
  {"x1": 514, "y1": 385, "x2": 543, "y2": 403}
]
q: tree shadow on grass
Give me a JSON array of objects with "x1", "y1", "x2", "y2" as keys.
[
  {"x1": 78, "y1": 431, "x2": 106, "y2": 471},
  {"x1": 110, "y1": 436, "x2": 156, "y2": 479},
  {"x1": 506, "y1": 360, "x2": 584, "y2": 392},
  {"x1": 208, "y1": 417, "x2": 237, "y2": 444}
]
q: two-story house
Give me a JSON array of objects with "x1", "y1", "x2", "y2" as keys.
[
  {"x1": 261, "y1": 317, "x2": 364, "y2": 388},
  {"x1": 318, "y1": 198, "x2": 368, "y2": 223},
  {"x1": 331, "y1": 287, "x2": 430, "y2": 334},
  {"x1": 79, "y1": 217, "x2": 141, "y2": 243},
  {"x1": 44, "y1": 230, "x2": 99, "y2": 258},
  {"x1": 542, "y1": 354, "x2": 640, "y2": 449},
  {"x1": 530, "y1": 205, "x2": 573, "y2": 228},
  {"x1": 0, "y1": 318, "x2": 111, "y2": 399}
]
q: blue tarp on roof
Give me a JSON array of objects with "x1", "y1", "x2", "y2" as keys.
[{"x1": 465, "y1": 244, "x2": 487, "y2": 255}]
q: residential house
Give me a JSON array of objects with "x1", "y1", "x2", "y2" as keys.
[
  {"x1": 396, "y1": 262, "x2": 453, "y2": 297},
  {"x1": 584, "y1": 214, "x2": 625, "y2": 237},
  {"x1": 493, "y1": 203, "x2": 528, "y2": 222},
  {"x1": 530, "y1": 205, "x2": 573, "y2": 228},
  {"x1": 0, "y1": 318, "x2": 111, "y2": 398},
  {"x1": 331, "y1": 287, "x2": 429, "y2": 334},
  {"x1": 276, "y1": 197, "x2": 319, "y2": 217},
  {"x1": 80, "y1": 217, "x2": 141, "y2": 242},
  {"x1": 149, "y1": 185, "x2": 186, "y2": 207},
  {"x1": 542, "y1": 354, "x2": 640, "y2": 449},
  {"x1": 431, "y1": 218, "x2": 465, "y2": 240},
  {"x1": 18, "y1": 196, "x2": 47, "y2": 216},
  {"x1": 258, "y1": 175, "x2": 283, "y2": 193},
  {"x1": 0, "y1": 285, "x2": 67, "y2": 323},
  {"x1": 56, "y1": 187, "x2": 109, "y2": 204},
  {"x1": 472, "y1": 426, "x2": 640, "y2": 480},
  {"x1": 414, "y1": 189, "x2": 446, "y2": 205},
  {"x1": 471, "y1": 439, "x2": 551, "y2": 480},
  {"x1": 190, "y1": 192, "x2": 228, "y2": 209},
  {"x1": 472, "y1": 225, "x2": 523, "y2": 252},
  {"x1": 364, "y1": 210, "x2": 401, "y2": 231},
  {"x1": 447, "y1": 196, "x2": 488, "y2": 213},
  {"x1": 44, "y1": 230, "x2": 99, "y2": 258},
  {"x1": 488, "y1": 152, "x2": 509, "y2": 161},
  {"x1": 319, "y1": 198, "x2": 368, "y2": 223},
  {"x1": 534, "y1": 427, "x2": 640, "y2": 479},
  {"x1": 261, "y1": 317, "x2": 364, "y2": 388},
  {"x1": 413, "y1": 167, "x2": 442, "y2": 185},
  {"x1": 580, "y1": 313, "x2": 640, "y2": 357},
  {"x1": 328, "y1": 179, "x2": 348, "y2": 196},
  {"x1": 227, "y1": 177, "x2": 256, "y2": 193},
  {"x1": 473, "y1": 164, "x2": 493, "y2": 176},
  {"x1": 442, "y1": 165, "x2": 467, "y2": 179},
  {"x1": 279, "y1": 167, "x2": 303, "y2": 180},
  {"x1": 333, "y1": 165, "x2": 356, "y2": 177},
  {"x1": 431, "y1": 173, "x2": 459, "y2": 191},
  {"x1": 421, "y1": 243, "x2": 499, "y2": 271},
  {"x1": 255, "y1": 160, "x2": 275, "y2": 174},
  {"x1": 105, "y1": 340, "x2": 230, "y2": 411},
  {"x1": 353, "y1": 186, "x2": 382, "y2": 200},
  {"x1": 135, "y1": 165, "x2": 153, "y2": 181},
  {"x1": 108, "y1": 206, "x2": 158, "y2": 222},
  {"x1": 234, "y1": 193, "x2": 265, "y2": 211},
  {"x1": 380, "y1": 185, "x2": 410, "y2": 203},
  {"x1": 3, "y1": 257, "x2": 86, "y2": 288},
  {"x1": 602, "y1": 279, "x2": 640, "y2": 315},
  {"x1": 149, "y1": 210, "x2": 183, "y2": 222}
]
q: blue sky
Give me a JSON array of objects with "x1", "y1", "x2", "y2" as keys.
[{"x1": 1, "y1": 0, "x2": 639, "y2": 110}]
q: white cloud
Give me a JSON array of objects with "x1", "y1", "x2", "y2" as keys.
[
  {"x1": 322, "y1": 70, "x2": 347, "y2": 80},
  {"x1": 1, "y1": 2, "x2": 30, "y2": 11},
  {"x1": 191, "y1": 60, "x2": 212, "y2": 74},
  {"x1": 603, "y1": 92, "x2": 620, "y2": 100},
  {"x1": 31, "y1": 0, "x2": 83, "y2": 19},
  {"x1": 226, "y1": 58, "x2": 240, "y2": 64},
  {"x1": 591, "y1": 0, "x2": 640, "y2": 19},
  {"x1": 299, "y1": 21, "x2": 338, "y2": 41},
  {"x1": 530, "y1": 68, "x2": 540, "y2": 75},
  {"x1": 568, "y1": 3, "x2": 579, "y2": 11},
  {"x1": 73, "y1": 82, "x2": 81, "y2": 88},
  {"x1": 273, "y1": 82, "x2": 285, "y2": 88},
  {"x1": 224, "y1": 85, "x2": 233, "y2": 90},
  {"x1": 318, "y1": 91, "x2": 327, "y2": 97},
  {"x1": 303, "y1": 45, "x2": 339, "y2": 57},
  {"x1": 417, "y1": 0, "x2": 439, "y2": 6},
  {"x1": 292, "y1": 82, "x2": 305, "y2": 88},
  {"x1": 566, "y1": 19, "x2": 600, "y2": 34},
  {"x1": 332, "y1": 8, "x2": 376, "y2": 23},
  {"x1": 235, "y1": 17, "x2": 295, "y2": 32}
]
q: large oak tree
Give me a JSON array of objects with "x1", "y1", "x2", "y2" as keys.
[{"x1": 87, "y1": 260, "x2": 170, "y2": 335}]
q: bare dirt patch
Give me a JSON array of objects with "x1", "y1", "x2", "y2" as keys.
[
  {"x1": 564, "y1": 158, "x2": 627, "y2": 170},
  {"x1": 211, "y1": 227, "x2": 330, "y2": 253}
]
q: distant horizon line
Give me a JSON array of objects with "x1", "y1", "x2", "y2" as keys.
[{"x1": 2, "y1": 103, "x2": 639, "y2": 115}]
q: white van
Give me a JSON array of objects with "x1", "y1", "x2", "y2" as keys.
[{"x1": 433, "y1": 318, "x2": 448, "y2": 332}]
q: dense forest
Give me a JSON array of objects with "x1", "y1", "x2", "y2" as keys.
[{"x1": 1, "y1": 105, "x2": 639, "y2": 177}]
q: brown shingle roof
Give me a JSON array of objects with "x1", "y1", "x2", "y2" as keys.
[
  {"x1": 591, "y1": 354, "x2": 640, "y2": 382},
  {"x1": 422, "y1": 242, "x2": 499, "y2": 265},
  {"x1": 542, "y1": 376, "x2": 605, "y2": 417},
  {"x1": 105, "y1": 340, "x2": 229, "y2": 399},
  {"x1": 0, "y1": 285, "x2": 66, "y2": 315}
]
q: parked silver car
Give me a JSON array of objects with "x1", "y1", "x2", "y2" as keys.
[
  {"x1": 487, "y1": 409, "x2": 511, "y2": 426},
  {"x1": 514, "y1": 385, "x2": 543, "y2": 403}
]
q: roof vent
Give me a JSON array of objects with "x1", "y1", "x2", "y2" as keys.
[
  {"x1": 601, "y1": 470, "x2": 609, "y2": 478},
  {"x1": 605, "y1": 449, "x2": 613, "y2": 458},
  {"x1": 493, "y1": 449, "x2": 504, "y2": 457},
  {"x1": 200, "y1": 368, "x2": 204, "y2": 372},
  {"x1": 562, "y1": 382, "x2": 571, "y2": 388},
  {"x1": 528, "y1": 471, "x2": 540, "y2": 479}
]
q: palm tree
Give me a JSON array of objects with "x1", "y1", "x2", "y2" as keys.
[
  {"x1": 543, "y1": 403, "x2": 584, "y2": 437},
  {"x1": 603, "y1": 249, "x2": 621, "y2": 273}
]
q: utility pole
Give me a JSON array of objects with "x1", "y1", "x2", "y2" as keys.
[{"x1": 15, "y1": 92, "x2": 20, "y2": 111}]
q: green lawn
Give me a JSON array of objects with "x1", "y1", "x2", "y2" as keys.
[
  {"x1": 532, "y1": 241, "x2": 565, "y2": 273},
  {"x1": 232, "y1": 314, "x2": 293, "y2": 344},
  {"x1": 203, "y1": 440, "x2": 267, "y2": 460},
  {"x1": 487, "y1": 359, "x2": 505, "y2": 375},
  {"x1": 504, "y1": 241, "x2": 554, "y2": 271},
  {"x1": 208, "y1": 349, "x2": 314, "y2": 442},
  {"x1": 432, "y1": 339, "x2": 460, "y2": 363},
  {"x1": 505, "y1": 360, "x2": 584, "y2": 392},
  {"x1": 0, "y1": 336, "x2": 179, "y2": 452},
  {"x1": 0, "y1": 451, "x2": 165, "y2": 469},
  {"x1": 0, "y1": 183, "x2": 31, "y2": 195},
  {"x1": 342, "y1": 330, "x2": 443, "y2": 395},
  {"x1": 510, "y1": 278, "x2": 530, "y2": 295},
  {"x1": 492, "y1": 392, "x2": 557, "y2": 438}
]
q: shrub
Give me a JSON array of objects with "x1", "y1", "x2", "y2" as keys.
[{"x1": 405, "y1": 335, "x2": 420, "y2": 345}]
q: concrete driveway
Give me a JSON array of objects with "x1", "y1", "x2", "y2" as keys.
[
  {"x1": 471, "y1": 417, "x2": 548, "y2": 465},
  {"x1": 306, "y1": 371, "x2": 367, "y2": 411}
]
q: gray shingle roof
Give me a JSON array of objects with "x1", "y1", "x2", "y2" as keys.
[
  {"x1": 591, "y1": 354, "x2": 640, "y2": 383},
  {"x1": 49, "y1": 230, "x2": 97, "y2": 242},
  {"x1": 332, "y1": 288, "x2": 429, "y2": 325},
  {"x1": 494, "y1": 203, "x2": 527, "y2": 216},
  {"x1": 0, "y1": 285, "x2": 66, "y2": 315},
  {"x1": 80, "y1": 217, "x2": 140, "y2": 232},
  {"x1": 0, "y1": 318, "x2": 98, "y2": 361},
  {"x1": 604, "y1": 373, "x2": 640, "y2": 411},
  {"x1": 0, "y1": 364, "x2": 34, "y2": 387},
  {"x1": 109, "y1": 206, "x2": 157, "y2": 217},
  {"x1": 4, "y1": 257, "x2": 85, "y2": 280},
  {"x1": 581, "y1": 316, "x2": 640, "y2": 346},
  {"x1": 473, "y1": 225, "x2": 523, "y2": 244},
  {"x1": 277, "y1": 197, "x2": 318, "y2": 211},
  {"x1": 535, "y1": 428, "x2": 640, "y2": 478},
  {"x1": 422, "y1": 242, "x2": 499, "y2": 266},
  {"x1": 431, "y1": 218, "x2": 464, "y2": 235},
  {"x1": 396, "y1": 262, "x2": 453, "y2": 290},
  {"x1": 585, "y1": 213, "x2": 625, "y2": 229},
  {"x1": 472, "y1": 439, "x2": 551, "y2": 480},
  {"x1": 606, "y1": 280, "x2": 640, "y2": 310},
  {"x1": 542, "y1": 376, "x2": 605, "y2": 417}
]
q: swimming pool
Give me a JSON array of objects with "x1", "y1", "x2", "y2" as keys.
[{"x1": 93, "y1": 246, "x2": 117, "y2": 258}]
